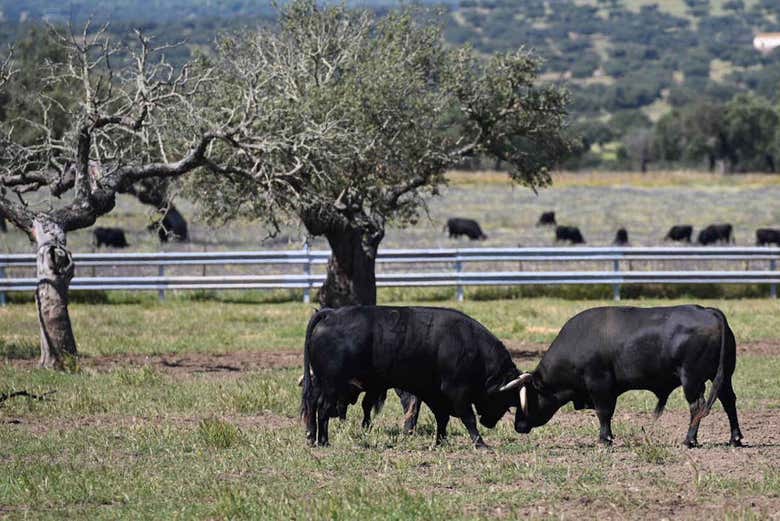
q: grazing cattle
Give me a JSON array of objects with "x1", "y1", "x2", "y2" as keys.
[
  {"x1": 555, "y1": 225, "x2": 585, "y2": 244},
  {"x1": 664, "y1": 225, "x2": 693, "y2": 243},
  {"x1": 502, "y1": 305, "x2": 743, "y2": 448},
  {"x1": 300, "y1": 306, "x2": 522, "y2": 447},
  {"x1": 756, "y1": 228, "x2": 780, "y2": 246},
  {"x1": 152, "y1": 208, "x2": 188, "y2": 243},
  {"x1": 537, "y1": 211, "x2": 556, "y2": 226},
  {"x1": 94, "y1": 227, "x2": 129, "y2": 248},
  {"x1": 698, "y1": 223, "x2": 734, "y2": 245},
  {"x1": 445, "y1": 218, "x2": 487, "y2": 240},
  {"x1": 613, "y1": 228, "x2": 629, "y2": 246}
]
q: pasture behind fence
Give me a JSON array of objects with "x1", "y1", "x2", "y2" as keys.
[{"x1": 2, "y1": 246, "x2": 780, "y2": 303}]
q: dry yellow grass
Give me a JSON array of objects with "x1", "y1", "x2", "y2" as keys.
[{"x1": 445, "y1": 169, "x2": 780, "y2": 189}]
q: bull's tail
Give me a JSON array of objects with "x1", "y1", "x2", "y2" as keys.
[
  {"x1": 300, "y1": 308, "x2": 333, "y2": 426},
  {"x1": 695, "y1": 308, "x2": 730, "y2": 422}
]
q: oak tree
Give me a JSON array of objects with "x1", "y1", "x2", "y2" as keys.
[{"x1": 190, "y1": 0, "x2": 571, "y2": 307}]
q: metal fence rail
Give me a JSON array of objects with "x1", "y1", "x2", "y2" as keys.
[{"x1": 2, "y1": 246, "x2": 780, "y2": 303}]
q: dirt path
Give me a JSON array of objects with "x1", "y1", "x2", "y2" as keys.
[{"x1": 5, "y1": 340, "x2": 779, "y2": 377}]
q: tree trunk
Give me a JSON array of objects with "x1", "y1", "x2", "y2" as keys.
[
  {"x1": 33, "y1": 219, "x2": 77, "y2": 369},
  {"x1": 318, "y1": 227, "x2": 379, "y2": 308}
]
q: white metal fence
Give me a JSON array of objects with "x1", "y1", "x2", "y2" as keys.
[{"x1": 2, "y1": 246, "x2": 779, "y2": 304}]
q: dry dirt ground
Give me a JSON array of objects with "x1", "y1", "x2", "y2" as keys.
[
  {"x1": 8, "y1": 339, "x2": 779, "y2": 373},
  {"x1": 4, "y1": 343, "x2": 779, "y2": 520}
]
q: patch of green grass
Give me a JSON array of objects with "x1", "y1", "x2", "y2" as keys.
[
  {"x1": 0, "y1": 338, "x2": 38, "y2": 360},
  {"x1": 623, "y1": 426, "x2": 675, "y2": 464},
  {"x1": 197, "y1": 417, "x2": 244, "y2": 449},
  {"x1": 3, "y1": 297, "x2": 780, "y2": 357},
  {"x1": 0, "y1": 356, "x2": 777, "y2": 519}
]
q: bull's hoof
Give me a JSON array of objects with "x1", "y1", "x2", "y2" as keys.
[
  {"x1": 729, "y1": 438, "x2": 743, "y2": 447},
  {"x1": 598, "y1": 436, "x2": 613, "y2": 446},
  {"x1": 684, "y1": 439, "x2": 699, "y2": 449},
  {"x1": 474, "y1": 440, "x2": 491, "y2": 450}
]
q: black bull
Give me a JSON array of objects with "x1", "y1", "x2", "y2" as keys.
[
  {"x1": 300, "y1": 306, "x2": 522, "y2": 447},
  {"x1": 503, "y1": 305, "x2": 743, "y2": 447}
]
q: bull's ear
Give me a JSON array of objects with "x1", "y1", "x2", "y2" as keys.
[{"x1": 499, "y1": 372, "x2": 533, "y2": 392}]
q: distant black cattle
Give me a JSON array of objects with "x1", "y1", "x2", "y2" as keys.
[
  {"x1": 756, "y1": 228, "x2": 780, "y2": 246},
  {"x1": 664, "y1": 225, "x2": 693, "y2": 243},
  {"x1": 613, "y1": 228, "x2": 629, "y2": 246},
  {"x1": 537, "y1": 211, "x2": 556, "y2": 226},
  {"x1": 94, "y1": 227, "x2": 129, "y2": 248},
  {"x1": 151, "y1": 207, "x2": 189, "y2": 243},
  {"x1": 445, "y1": 218, "x2": 486, "y2": 240},
  {"x1": 555, "y1": 225, "x2": 585, "y2": 244},
  {"x1": 698, "y1": 223, "x2": 734, "y2": 245},
  {"x1": 0, "y1": 215, "x2": 6, "y2": 233}
]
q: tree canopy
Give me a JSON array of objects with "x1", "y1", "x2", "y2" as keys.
[{"x1": 187, "y1": 0, "x2": 571, "y2": 305}]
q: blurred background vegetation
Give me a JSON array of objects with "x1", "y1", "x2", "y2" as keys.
[{"x1": 3, "y1": 0, "x2": 780, "y2": 174}]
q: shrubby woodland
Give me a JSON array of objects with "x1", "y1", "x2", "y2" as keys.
[{"x1": 3, "y1": 0, "x2": 780, "y2": 172}]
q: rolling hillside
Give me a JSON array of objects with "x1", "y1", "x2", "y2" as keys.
[{"x1": 2, "y1": 0, "x2": 779, "y2": 135}]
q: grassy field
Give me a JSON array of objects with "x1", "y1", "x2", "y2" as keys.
[
  {"x1": 3, "y1": 170, "x2": 780, "y2": 257},
  {"x1": 1, "y1": 297, "x2": 779, "y2": 519},
  {"x1": 2, "y1": 171, "x2": 780, "y2": 518}
]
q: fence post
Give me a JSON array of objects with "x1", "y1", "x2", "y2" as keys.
[
  {"x1": 303, "y1": 240, "x2": 311, "y2": 304},
  {"x1": 158, "y1": 264, "x2": 165, "y2": 301},
  {"x1": 455, "y1": 256, "x2": 464, "y2": 302},
  {"x1": 771, "y1": 258, "x2": 777, "y2": 299},
  {"x1": 0, "y1": 264, "x2": 6, "y2": 306},
  {"x1": 612, "y1": 258, "x2": 621, "y2": 301}
]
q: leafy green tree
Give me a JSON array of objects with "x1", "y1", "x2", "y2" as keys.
[
  {"x1": 654, "y1": 101, "x2": 734, "y2": 171},
  {"x1": 723, "y1": 93, "x2": 778, "y2": 171},
  {"x1": 189, "y1": 0, "x2": 571, "y2": 307}
]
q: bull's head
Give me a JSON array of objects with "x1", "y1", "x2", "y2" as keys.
[{"x1": 500, "y1": 372, "x2": 560, "y2": 434}]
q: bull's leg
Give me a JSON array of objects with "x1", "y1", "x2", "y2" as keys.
[
  {"x1": 458, "y1": 405, "x2": 489, "y2": 449},
  {"x1": 594, "y1": 396, "x2": 617, "y2": 445},
  {"x1": 718, "y1": 379, "x2": 743, "y2": 447},
  {"x1": 316, "y1": 401, "x2": 332, "y2": 447},
  {"x1": 587, "y1": 375, "x2": 617, "y2": 445},
  {"x1": 683, "y1": 381, "x2": 706, "y2": 448},
  {"x1": 396, "y1": 390, "x2": 421, "y2": 434},
  {"x1": 306, "y1": 407, "x2": 318, "y2": 446},
  {"x1": 360, "y1": 394, "x2": 373, "y2": 429},
  {"x1": 360, "y1": 389, "x2": 383, "y2": 429},
  {"x1": 433, "y1": 409, "x2": 450, "y2": 446}
]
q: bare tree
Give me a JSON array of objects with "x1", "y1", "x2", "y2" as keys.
[
  {"x1": 0, "y1": 25, "x2": 249, "y2": 368},
  {"x1": 189, "y1": 0, "x2": 572, "y2": 307}
]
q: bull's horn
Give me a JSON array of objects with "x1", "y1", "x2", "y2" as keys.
[
  {"x1": 499, "y1": 372, "x2": 533, "y2": 392},
  {"x1": 520, "y1": 385, "x2": 528, "y2": 416},
  {"x1": 348, "y1": 378, "x2": 364, "y2": 390}
]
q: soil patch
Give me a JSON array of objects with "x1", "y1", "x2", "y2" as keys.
[{"x1": 4, "y1": 340, "x2": 777, "y2": 376}]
